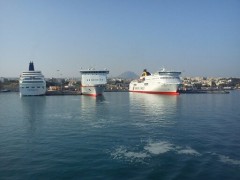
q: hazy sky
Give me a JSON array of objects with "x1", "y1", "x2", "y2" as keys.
[{"x1": 0, "y1": 0, "x2": 240, "y2": 78}]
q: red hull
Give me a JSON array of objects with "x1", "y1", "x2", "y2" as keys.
[{"x1": 82, "y1": 93, "x2": 103, "y2": 97}]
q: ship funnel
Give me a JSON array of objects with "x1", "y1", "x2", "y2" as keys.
[{"x1": 29, "y1": 61, "x2": 35, "y2": 71}]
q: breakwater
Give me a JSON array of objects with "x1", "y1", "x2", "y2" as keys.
[{"x1": 46, "y1": 90, "x2": 81, "y2": 96}]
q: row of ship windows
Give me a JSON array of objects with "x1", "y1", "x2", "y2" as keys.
[
  {"x1": 21, "y1": 81, "x2": 44, "y2": 83},
  {"x1": 86, "y1": 79, "x2": 104, "y2": 81},
  {"x1": 21, "y1": 87, "x2": 45, "y2": 89},
  {"x1": 22, "y1": 72, "x2": 42, "y2": 74},
  {"x1": 23, "y1": 78, "x2": 43, "y2": 80},
  {"x1": 82, "y1": 71, "x2": 108, "y2": 74},
  {"x1": 134, "y1": 83, "x2": 148, "y2": 86},
  {"x1": 21, "y1": 74, "x2": 43, "y2": 76}
]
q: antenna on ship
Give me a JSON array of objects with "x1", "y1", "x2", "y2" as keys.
[
  {"x1": 159, "y1": 66, "x2": 165, "y2": 72},
  {"x1": 29, "y1": 61, "x2": 35, "y2": 71}
]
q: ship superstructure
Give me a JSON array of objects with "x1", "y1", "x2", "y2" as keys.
[
  {"x1": 19, "y1": 62, "x2": 46, "y2": 96},
  {"x1": 80, "y1": 68, "x2": 109, "y2": 96}
]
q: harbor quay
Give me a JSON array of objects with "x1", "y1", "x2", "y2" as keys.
[
  {"x1": 1, "y1": 62, "x2": 239, "y2": 95},
  {"x1": 1, "y1": 76, "x2": 240, "y2": 94}
]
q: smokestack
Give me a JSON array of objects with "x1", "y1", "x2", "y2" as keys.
[{"x1": 29, "y1": 61, "x2": 35, "y2": 71}]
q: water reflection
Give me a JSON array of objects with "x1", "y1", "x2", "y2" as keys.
[
  {"x1": 21, "y1": 96, "x2": 46, "y2": 134},
  {"x1": 80, "y1": 95, "x2": 106, "y2": 109},
  {"x1": 80, "y1": 95, "x2": 108, "y2": 127},
  {"x1": 129, "y1": 93, "x2": 179, "y2": 127}
]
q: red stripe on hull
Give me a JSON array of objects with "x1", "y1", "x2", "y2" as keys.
[
  {"x1": 129, "y1": 90, "x2": 179, "y2": 95},
  {"x1": 82, "y1": 93, "x2": 103, "y2": 96}
]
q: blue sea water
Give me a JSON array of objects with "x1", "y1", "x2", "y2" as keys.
[{"x1": 0, "y1": 91, "x2": 240, "y2": 180}]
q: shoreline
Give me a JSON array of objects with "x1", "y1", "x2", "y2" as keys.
[{"x1": 1, "y1": 89, "x2": 234, "y2": 95}]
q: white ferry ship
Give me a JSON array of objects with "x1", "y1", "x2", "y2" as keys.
[
  {"x1": 80, "y1": 68, "x2": 109, "y2": 96},
  {"x1": 19, "y1": 62, "x2": 46, "y2": 96},
  {"x1": 129, "y1": 68, "x2": 181, "y2": 95}
]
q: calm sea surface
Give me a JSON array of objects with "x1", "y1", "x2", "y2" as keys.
[{"x1": 0, "y1": 91, "x2": 240, "y2": 179}]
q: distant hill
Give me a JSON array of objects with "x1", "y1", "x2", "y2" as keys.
[{"x1": 117, "y1": 71, "x2": 139, "y2": 79}]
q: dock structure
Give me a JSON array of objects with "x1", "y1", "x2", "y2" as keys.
[
  {"x1": 46, "y1": 90, "x2": 82, "y2": 96},
  {"x1": 178, "y1": 89, "x2": 230, "y2": 94}
]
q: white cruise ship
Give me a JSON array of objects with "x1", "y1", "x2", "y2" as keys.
[
  {"x1": 19, "y1": 62, "x2": 46, "y2": 96},
  {"x1": 129, "y1": 68, "x2": 181, "y2": 95},
  {"x1": 80, "y1": 68, "x2": 109, "y2": 96}
]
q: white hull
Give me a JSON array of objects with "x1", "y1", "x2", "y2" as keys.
[
  {"x1": 129, "y1": 81, "x2": 180, "y2": 95},
  {"x1": 129, "y1": 69, "x2": 181, "y2": 95},
  {"x1": 81, "y1": 85, "x2": 106, "y2": 96},
  {"x1": 80, "y1": 69, "x2": 109, "y2": 96},
  {"x1": 20, "y1": 85, "x2": 46, "y2": 96}
]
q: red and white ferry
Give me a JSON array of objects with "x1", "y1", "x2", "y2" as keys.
[
  {"x1": 129, "y1": 68, "x2": 181, "y2": 95},
  {"x1": 80, "y1": 68, "x2": 109, "y2": 96}
]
